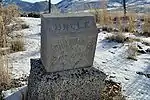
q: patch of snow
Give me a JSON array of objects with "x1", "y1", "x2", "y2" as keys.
[
  {"x1": 3, "y1": 86, "x2": 27, "y2": 100},
  {"x1": 8, "y1": 17, "x2": 41, "y2": 79},
  {"x1": 95, "y1": 32, "x2": 150, "y2": 99}
]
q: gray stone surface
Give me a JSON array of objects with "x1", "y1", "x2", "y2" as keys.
[
  {"x1": 41, "y1": 13, "x2": 98, "y2": 72},
  {"x1": 27, "y1": 59, "x2": 107, "y2": 100}
]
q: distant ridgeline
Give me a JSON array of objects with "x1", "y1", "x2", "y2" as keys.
[
  {"x1": 2, "y1": 0, "x2": 101, "y2": 13},
  {"x1": 2, "y1": 0, "x2": 49, "y2": 12},
  {"x1": 2, "y1": 0, "x2": 150, "y2": 13}
]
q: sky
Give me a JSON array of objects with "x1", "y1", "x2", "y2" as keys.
[{"x1": 22, "y1": 0, "x2": 62, "y2": 4}]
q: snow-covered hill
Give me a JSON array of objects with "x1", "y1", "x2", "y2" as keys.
[
  {"x1": 3, "y1": 0, "x2": 49, "y2": 12},
  {"x1": 57, "y1": 0, "x2": 150, "y2": 12},
  {"x1": 57, "y1": 0, "x2": 100, "y2": 12},
  {"x1": 2, "y1": 0, "x2": 150, "y2": 12}
]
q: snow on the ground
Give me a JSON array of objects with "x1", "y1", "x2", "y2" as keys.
[
  {"x1": 5, "y1": 17, "x2": 150, "y2": 100},
  {"x1": 8, "y1": 17, "x2": 41, "y2": 79},
  {"x1": 3, "y1": 86, "x2": 27, "y2": 100},
  {"x1": 95, "y1": 32, "x2": 150, "y2": 100}
]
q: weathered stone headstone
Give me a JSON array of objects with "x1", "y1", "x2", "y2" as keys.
[
  {"x1": 28, "y1": 13, "x2": 107, "y2": 100},
  {"x1": 41, "y1": 13, "x2": 98, "y2": 72}
]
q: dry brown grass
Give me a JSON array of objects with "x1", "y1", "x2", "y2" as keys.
[
  {"x1": 0, "y1": 4, "x2": 20, "y2": 47},
  {"x1": 142, "y1": 15, "x2": 150, "y2": 37},
  {"x1": 0, "y1": 55, "x2": 11, "y2": 98},
  {"x1": 0, "y1": 4, "x2": 25, "y2": 99},
  {"x1": 101, "y1": 80, "x2": 126, "y2": 100},
  {"x1": 0, "y1": 16, "x2": 5, "y2": 48},
  {"x1": 106, "y1": 33, "x2": 128, "y2": 43},
  {"x1": 128, "y1": 16, "x2": 136, "y2": 33},
  {"x1": 0, "y1": 4, "x2": 25, "y2": 53},
  {"x1": 126, "y1": 43, "x2": 138, "y2": 61},
  {"x1": 0, "y1": 5, "x2": 20, "y2": 25},
  {"x1": 10, "y1": 38, "x2": 25, "y2": 52},
  {"x1": 21, "y1": 23, "x2": 29, "y2": 29},
  {"x1": 0, "y1": 56, "x2": 10, "y2": 88},
  {"x1": 92, "y1": 10, "x2": 149, "y2": 36}
]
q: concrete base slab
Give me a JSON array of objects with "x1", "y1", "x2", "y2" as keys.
[{"x1": 27, "y1": 59, "x2": 107, "y2": 100}]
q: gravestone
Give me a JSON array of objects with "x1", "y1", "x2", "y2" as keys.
[
  {"x1": 27, "y1": 13, "x2": 107, "y2": 100},
  {"x1": 41, "y1": 13, "x2": 98, "y2": 72}
]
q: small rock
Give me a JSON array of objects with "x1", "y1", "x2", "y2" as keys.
[
  {"x1": 145, "y1": 74, "x2": 150, "y2": 78},
  {"x1": 142, "y1": 41, "x2": 150, "y2": 46},
  {"x1": 137, "y1": 44, "x2": 143, "y2": 49},
  {"x1": 146, "y1": 48, "x2": 150, "y2": 53},
  {"x1": 110, "y1": 76, "x2": 116, "y2": 78},
  {"x1": 130, "y1": 63, "x2": 133, "y2": 66},
  {"x1": 138, "y1": 50, "x2": 146, "y2": 54},
  {"x1": 112, "y1": 46, "x2": 118, "y2": 49},
  {"x1": 125, "y1": 77, "x2": 129, "y2": 80},
  {"x1": 109, "y1": 51, "x2": 115, "y2": 54},
  {"x1": 102, "y1": 61, "x2": 106, "y2": 63},
  {"x1": 136, "y1": 72, "x2": 144, "y2": 75},
  {"x1": 127, "y1": 56, "x2": 138, "y2": 61},
  {"x1": 97, "y1": 28, "x2": 101, "y2": 33}
]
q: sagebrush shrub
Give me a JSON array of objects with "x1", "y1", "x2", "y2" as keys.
[
  {"x1": 0, "y1": 4, "x2": 20, "y2": 48},
  {"x1": 106, "y1": 33, "x2": 127, "y2": 43},
  {"x1": 126, "y1": 43, "x2": 138, "y2": 61},
  {"x1": 10, "y1": 39, "x2": 25, "y2": 52},
  {"x1": 21, "y1": 23, "x2": 29, "y2": 29},
  {"x1": 0, "y1": 56, "x2": 11, "y2": 96},
  {"x1": 143, "y1": 16, "x2": 150, "y2": 37}
]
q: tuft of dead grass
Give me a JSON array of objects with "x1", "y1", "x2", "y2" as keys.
[
  {"x1": 0, "y1": 4, "x2": 25, "y2": 53},
  {"x1": 106, "y1": 33, "x2": 128, "y2": 43},
  {"x1": 142, "y1": 15, "x2": 150, "y2": 37},
  {"x1": 0, "y1": 56, "x2": 11, "y2": 98},
  {"x1": 101, "y1": 80, "x2": 126, "y2": 100},
  {"x1": 92, "y1": 9, "x2": 149, "y2": 36},
  {"x1": 21, "y1": 23, "x2": 29, "y2": 29},
  {"x1": 92, "y1": 9, "x2": 101, "y2": 23},
  {"x1": 10, "y1": 38, "x2": 25, "y2": 52},
  {"x1": 0, "y1": 4, "x2": 21, "y2": 47},
  {"x1": 126, "y1": 43, "x2": 138, "y2": 61}
]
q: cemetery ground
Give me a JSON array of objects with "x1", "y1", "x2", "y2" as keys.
[{"x1": 1, "y1": 17, "x2": 150, "y2": 100}]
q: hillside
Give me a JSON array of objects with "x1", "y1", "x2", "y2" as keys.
[
  {"x1": 2, "y1": 0, "x2": 150, "y2": 12},
  {"x1": 57, "y1": 0, "x2": 150, "y2": 12},
  {"x1": 3, "y1": 0, "x2": 49, "y2": 12}
]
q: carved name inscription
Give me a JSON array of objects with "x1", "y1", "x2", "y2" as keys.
[
  {"x1": 49, "y1": 21, "x2": 91, "y2": 33},
  {"x1": 50, "y1": 37, "x2": 96, "y2": 69}
]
